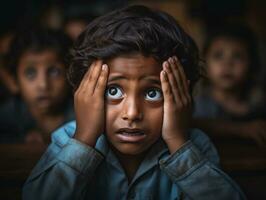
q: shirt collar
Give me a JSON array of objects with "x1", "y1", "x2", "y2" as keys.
[{"x1": 95, "y1": 135, "x2": 169, "y2": 183}]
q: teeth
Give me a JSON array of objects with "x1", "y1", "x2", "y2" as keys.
[{"x1": 121, "y1": 132, "x2": 143, "y2": 136}]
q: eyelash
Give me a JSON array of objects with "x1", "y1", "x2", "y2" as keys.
[
  {"x1": 105, "y1": 85, "x2": 162, "y2": 101},
  {"x1": 144, "y1": 87, "x2": 163, "y2": 101},
  {"x1": 105, "y1": 85, "x2": 124, "y2": 99}
]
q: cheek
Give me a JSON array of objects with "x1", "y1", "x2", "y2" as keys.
[
  {"x1": 207, "y1": 61, "x2": 221, "y2": 77},
  {"x1": 145, "y1": 106, "x2": 163, "y2": 135},
  {"x1": 51, "y1": 78, "x2": 67, "y2": 90},
  {"x1": 233, "y1": 63, "x2": 249, "y2": 79},
  {"x1": 18, "y1": 79, "x2": 35, "y2": 99},
  {"x1": 105, "y1": 105, "x2": 119, "y2": 132}
]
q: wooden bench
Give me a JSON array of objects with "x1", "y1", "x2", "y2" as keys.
[
  {"x1": 213, "y1": 138, "x2": 266, "y2": 199},
  {"x1": 0, "y1": 144, "x2": 45, "y2": 200}
]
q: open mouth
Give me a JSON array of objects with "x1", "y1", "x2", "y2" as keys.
[
  {"x1": 116, "y1": 128, "x2": 146, "y2": 142},
  {"x1": 36, "y1": 95, "x2": 51, "y2": 101},
  {"x1": 120, "y1": 131, "x2": 144, "y2": 136}
]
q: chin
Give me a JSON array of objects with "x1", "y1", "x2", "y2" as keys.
[{"x1": 114, "y1": 143, "x2": 151, "y2": 156}]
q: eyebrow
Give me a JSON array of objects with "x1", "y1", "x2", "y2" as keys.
[
  {"x1": 108, "y1": 75, "x2": 126, "y2": 82},
  {"x1": 108, "y1": 75, "x2": 161, "y2": 85},
  {"x1": 142, "y1": 76, "x2": 161, "y2": 85}
]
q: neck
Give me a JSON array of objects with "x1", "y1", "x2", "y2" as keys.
[
  {"x1": 28, "y1": 105, "x2": 65, "y2": 139},
  {"x1": 210, "y1": 86, "x2": 249, "y2": 115},
  {"x1": 111, "y1": 146, "x2": 146, "y2": 183},
  {"x1": 211, "y1": 86, "x2": 243, "y2": 103},
  {"x1": 29, "y1": 105, "x2": 62, "y2": 120}
]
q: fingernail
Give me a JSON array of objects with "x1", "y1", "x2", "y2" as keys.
[
  {"x1": 163, "y1": 61, "x2": 168, "y2": 69},
  {"x1": 173, "y1": 56, "x2": 178, "y2": 62},
  {"x1": 168, "y1": 57, "x2": 173, "y2": 63},
  {"x1": 102, "y1": 64, "x2": 107, "y2": 70},
  {"x1": 162, "y1": 70, "x2": 167, "y2": 79}
]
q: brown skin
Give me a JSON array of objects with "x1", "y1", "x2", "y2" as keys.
[
  {"x1": 105, "y1": 55, "x2": 163, "y2": 156},
  {"x1": 17, "y1": 50, "x2": 69, "y2": 143},
  {"x1": 74, "y1": 54, "x2": 191, "y2": 182},
  {"x1": 206, "y1": 37, "x2": 250, "y2": 115},
  {"x1": 0, "y1": 67, "x2": 18, "y2": 95},
  {"x1": 193, "y1": 37, "x2": 266, "y2": 147},
  {"x1": 206, "y1": 37, "x2": 249, "y2": 91},
  {"x1": 64, "y1": 20, "x2": 87, "y2": 41}
]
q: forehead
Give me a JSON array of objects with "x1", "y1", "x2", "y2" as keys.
[
  {"x1": 210, "y1": 37, "x2": 247, "y2": 51},
  {"x1": 106, "y1": 54, "x2": 162, "y2": 79},
  {"x1": 19, "y1": 50, "x2": 60, "y2": 65}
]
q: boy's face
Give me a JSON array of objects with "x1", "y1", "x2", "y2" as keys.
[
  {"x1": 17, "y1": 50, "x2": 68, "y2": 113},
  {"x1": 206, "y1": 37, "x2": 249, "y2": 90},
  {"x1": 105, "y1": 54, "x2": 163, "y2": 156}
]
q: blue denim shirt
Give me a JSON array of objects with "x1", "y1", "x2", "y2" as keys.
[{"x1": 23, "y1": 121, "x2": 245, "y2": 200}]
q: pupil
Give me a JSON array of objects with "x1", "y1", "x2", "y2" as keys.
[
  {"x1": 110, "y1": 87, "x2": 117, "y2": 95},
  {"x1": 148, "y1": 90, "x2": 156, "y2": 97}
]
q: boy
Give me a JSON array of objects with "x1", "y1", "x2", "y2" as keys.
[
  {"x1": 0, "y1": 28, "x2": 74, "y2": 143},
  {"x1": 23, "y1": 6, "x2": 245, "y2": 199}
]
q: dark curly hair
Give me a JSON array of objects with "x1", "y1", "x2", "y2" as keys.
[
  {"x1": 68, "y1": 5, "x2": 200, "y2": 92},
  {"x1": 7, "y1": 27, "x2": 72, "y2": 78}
]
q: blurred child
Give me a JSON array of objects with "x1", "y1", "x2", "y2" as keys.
[
  {"x1": 0, "y1": 28, "x2": 74, "y2": 144},
  {"x1": 193, "y1": 25, "x2": 266, "y2": 147},
  {"x1": 23, "y1": 6, "x2": 245, "y2": 199},
  {"x1": 63, "y1": 16, "x2": 88, "y2": 42},
  {"x1": 63, "y1": 8, "x2": 97, "y2": 42},
  {"x1": 0, "y1": 30, "x2": 18, "y2": 101}
]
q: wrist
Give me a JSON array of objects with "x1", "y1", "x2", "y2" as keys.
[
  {"x1": 74, "y1": 131, "x2": 99, "y2": 147},
  {"x1": 163, "y1": 132, "x2": 187, "y2": 154}
]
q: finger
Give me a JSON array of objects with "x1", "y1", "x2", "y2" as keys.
[
  {"x1": 95, "y1": 64, "x2": 109, "y2": 96},
  {"x1": 82, "y1": 60, "x2": 103, "y2": 95},
  {"x1": 168, "y1": 57, "x2": 186, "y2": 104},
  {"x1": 173, "y1": 56, "x2": 189, "y2": 90},
  {"x1": 160, "y1": 69, "x2": 175, "y2": 104},
  {"x1": 76, "y1": 61, "x2": 96, "y2": 93},
  {"x1": 163, "y1": 60, "x2": 181, "y2": 105},
  {"x1": 173, "y1": 56, "x2": 191, "y2": 104}
]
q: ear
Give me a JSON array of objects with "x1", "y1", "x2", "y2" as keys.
[{"x1": 0, "y1": 68, "x2": 19, "y2": 95}]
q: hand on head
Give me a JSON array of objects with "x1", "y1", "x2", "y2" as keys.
[
  {"x1": 74, "y1": 60, "x2": 109, "y2": 147},
  {"x1": 160, "y1": 56, "x2": 191, "y2": 153},
  {"x1": 73, "y1": 56, "x2": 192, "y2": 154}
]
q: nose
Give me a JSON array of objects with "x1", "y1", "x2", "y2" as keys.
[
  {"x1": 122, "y1": 96, "x2": 143, "y2": 123},
  {"x1": 37, "y1": 72, "x2": 49, "y2": 91},
  {"x1": 223, "y1": 55, "x2": 234, "y2": 67}
]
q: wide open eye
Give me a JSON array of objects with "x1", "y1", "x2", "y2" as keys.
[
  {"x1": 47, "y1": 65, "x2": 62, "y2": 78},
  {"x1": 24, "y1": 66, "x2": 37, "y2": 80},
  {"x1": 105, "y1": 85, "x2": 124, "y2": 99},
  {"x1": 145, "y1": 88, "x2": 162, "y2": 101},
  {"x1": 212, "y1": 50, "x2": 224, "y2": 60}
]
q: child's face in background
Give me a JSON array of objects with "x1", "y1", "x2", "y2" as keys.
[
  {"x1": 206, "y1": 37, "x2": 250, "y2": 91},
  {"x1": 105, "y1": 54, "x2": 163, "y2": 156},
  {"x1": 17, "y1": 50, "x2": 68, "y2": 114}
]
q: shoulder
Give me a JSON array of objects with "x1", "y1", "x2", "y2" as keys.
[
  {"x1": 193, "y1": 93, "x2": 221, "y2": 118},
  {"x1": 188, "y1": 128, "x2": 220, "y2": 166},
  {"x1": 51, "y1": 121, "x2": 76, "y2": 147}
]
